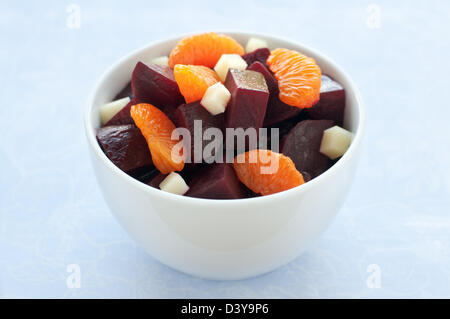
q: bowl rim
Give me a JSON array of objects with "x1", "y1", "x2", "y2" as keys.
[{"x1": 84, "y1": 31, "x2": 365, "y2": 206}]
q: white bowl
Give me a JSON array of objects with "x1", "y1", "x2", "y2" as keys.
[{"x1": 84, "y1": 32, "x2": 365, "y2": 280}]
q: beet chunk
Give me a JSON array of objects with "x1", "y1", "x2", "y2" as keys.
[
  {"x1": 131, "y1": 62, "x2": 184, "y2": 111},
  {"x1": 265, "y1": 115, "x2": 300, "y2": 151},
  {"x1": 114, "y1": 81, "x2": 133, "y2": 100},
  {"x1": 224, "y1": 69, "x2": 269, "y2": 148},
  {"x1": 242, "y1": 48, "x2": 270, "y2": 67},
  {"x1": 307, "y1": 75, "x2": 346, "y2": 126},
  {"x1": 301, "y1": 171, "x2": 312, "y2": 182},
  {"x1": 97, "y1": 125, "x2": 153, "y2": 173},
  {"x1": 186, "y1": 163, "x2": 246, "y2": 199},
  {"x1": 247, "y1": 61, "x2": 277, "y2": 93},
  {"x1": 267, "y1": 110, "x2": 314, "y2": 148},
  {"x1": 103, "y1": 97, "x2": 141, "y2": 126},
  {"x1": 248, "y1": 61, "x2": 301, "y2": 126},
  {"x1": 173, "y1": 102, "x2": 224, "y2": 163},
  {"x1": 280, "y1": 120, "x2": 334, "y2": 178},
  {"x1": 243, "y1": 186, "x2": 260, "y2": 198},
  {"x1": 264, "y1": 95, "x2": 302, "y2": 126},
  {"x1": 129, "y1": 166, "x2": 159, "y2": 183},
  {"x1": 225, "y1": 69, "x2": 269, "y2": 151}
]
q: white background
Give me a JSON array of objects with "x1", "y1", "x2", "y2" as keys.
[{"x1": 1, "y1": 0, "x2": 449, "y2": 298}]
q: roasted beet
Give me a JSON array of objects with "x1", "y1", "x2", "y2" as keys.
[
  {"x1": 186, "y1": 163, "x2": 246, "y2": 199},
  {"x1": 242, "y1": 48, "x2": 270, "y2": 67},
  {"x1": 131, "y1": 62, "x2": 184, "y2": 112},
  {"x1": 173, "y1": 101, "x2": 224, "y2": 163},
  {"x1": 301, "y1": 171, "x2": 312, "y2": 182},
  {"x1": 104, "y1": 97, "x2": 141, "y2": 126},
  {"x1": 129, "y1": 166, "x2": 159, "y2": 183},
  {"x1": 265, "y1": 116, "x2": 299, "y2": 151},
  {"x1": 114, "y1": 81, "x2": 133, "y2": 100},
  {"x1": 267, "y1": 110, "x2": 313, "y2": 146},
  {"x1": 224, "y1": 69, "x2": 269, "y2": 149},
  {"x1": 280, "y1": 120, "x2": 334, "y2": 178},
  {"x1": 96, "y1": 125, "x2": 153, "y2": 173},
  {"x1": 248, "y1": 61, "x2": 301, "y2": 126},
  {"x1": 307, "y1": 75, "x2": 346, "y2": 126},
  {"x1": 264, "y1": 96, "x2": 302, "y2": 126},
  {"x1": 243, "y1": 185, "x2": 261, "y2": 198},
  {"x1": 247, "y1": 61, "x2": 277, "y2": 93}
]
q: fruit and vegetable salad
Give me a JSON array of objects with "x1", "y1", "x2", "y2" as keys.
[{"x1": 96, "y1": 32, "x2": 353, "y2": 199}]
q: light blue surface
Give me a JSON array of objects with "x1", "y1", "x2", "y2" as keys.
[{"x1": 1, "y1": 0, "x2": 450, "y2": 298}]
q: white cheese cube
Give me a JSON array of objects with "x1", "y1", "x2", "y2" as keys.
[
  {"x1": 150, "y1": 56, "x2": 169, "y2": 66},
  {"x1": 200, "y1": 82, "x2": 231, "y2": 115},
  {"x1": 159, "y1": 172, "x2": 189, "y2": 195},
  {"x1": 245, "y1": 37, "x2": 269, "y2": 53},
  {"x1": 100, "y1": 97, "x2": 130, "y2": 125},
  {"x1": 214, "y1": 54, "x2": 248, "y2": 82},
  {"x1": 320, "y1": 125, "x2": 353, "y2": 160}
]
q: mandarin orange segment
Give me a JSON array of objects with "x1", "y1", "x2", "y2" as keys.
[
  {"x1": 168, "y1": 32, "x2": 245, "y2": 68},
  {"x1": 267, "y1": 48, "x2": 321, "y2": 109},
  {"x1": 130, "y1": 103, "x2": 184, "y2": 174},
  {"x1": 173, "y1": 64, "x2": 220, "y2": 103},
  {"x1": 233, "y1": 149, "x2": 304, "y2": 196}
]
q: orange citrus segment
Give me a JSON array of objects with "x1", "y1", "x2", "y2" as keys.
[
  {"x1": 233, "y1": 149, "x2": 304, "y2": 196},
  {"x1": 130, "y1": 103, "x2": 184, "y2": 174},
  {"x1": 173, "y1": 64, "x2": 220, "y2": 103},
  {"x1": 267, "y1": 48, "x2": 321, "y2": 109},
  {"x1": 168, "y1": 32, "x2": 245, "y2": 68}
]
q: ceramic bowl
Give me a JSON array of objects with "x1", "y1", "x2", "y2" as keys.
[{"x1": 84, "y1": 32, "x2": 365, "y2": 280}]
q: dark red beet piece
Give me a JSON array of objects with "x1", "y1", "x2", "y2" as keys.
[
  {"x1": 97, "y1": 125, "x2": 153, "y2": 173},
  {"x1": 265, "y1": 116, "x2": 299, "y2": 151},
  {"x1": 114, "y1": 81, "x2": 133, "y2": 100},
  {"x1": 104, "y1": 97, "x2": 141, "y2": 126},
  {"x1": 301, "y1": 171, "x2": 312, "y2": 182},
  {"x1": 147, "y1": 173, "x2": 168, "y2": 188},
  {"x1": 173, "y1": 101, "x2": 224, "y2": 163},
  {"x1": 280, "y1": 120, "x2": 334, "y2": 178},
  {"x1": 242, "y1": 184, "x2": 260, "y2": 198},
  {"x1": 224, "y1": 69, "x2": 269, "y2": 151},
  {"x1": 260, "y1": 98, "x2": 313, "y2": 151},
  {"x1": 242, "y1": 48, "x2": 270, "y2": 67},
  {"x1": 186, "y1": 163, "x2": 246, "y2": 199},
  {"x1": 247, "y1": 61, "x2": 278, "y2": 93},
  {"x1": 131, "y1": 62, "x2": 184, "y2": 111},
  {"x1": 307, "y1": 75, "x2": 346, "y2": 126},
  {"x1": 264, "y1": 95, "x2": 302, "y2": 126},
  {"x1": 269, "y1": 110, "x2": 312, "y2": 137},
  {"x1": 129, "y1": 166, "x2": 159, "y2": 183},
  {"x1": 248, "y1": 61, "x2": 301, "y2": 126},
  {"x1": 224, "y1": 69, "x2": 269, "y2": 139}
]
